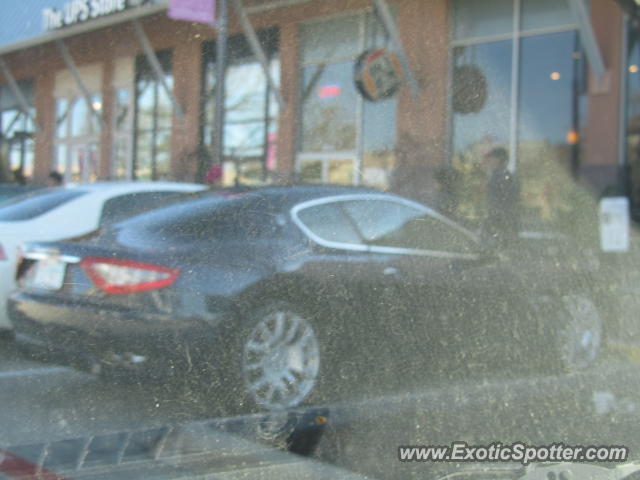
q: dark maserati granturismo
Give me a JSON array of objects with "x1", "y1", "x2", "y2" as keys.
[{"x1": 8, "y1": 186, "x2": 604, "y2": 413}]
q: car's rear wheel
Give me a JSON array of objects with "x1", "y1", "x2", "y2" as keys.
[
  {"x1": 216, "y1": 301, "x2": 333, "y2": 414},
  {"x1": 242, "y1": 306, "x2": 321, "y2": 410}
]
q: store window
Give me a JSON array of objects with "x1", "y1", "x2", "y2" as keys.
[
  {"x1": 54, "y1": 66, "x2": 102, "y2": 183},
  {"x1": 202, "y1": 29, "x2": 279, "y2": 185},
  {"x1": 112, "y1": 57, "x2": 135, "y2": 180},
  {"x1": 134, "y1": 50, "x2": 172, "y2": 181},
  {"x1": 0, "y1": 79, "x2": 35, "y2": 183},
  {"x1": 625, "y1": 26, "x2": 640, "y2": 222},
  {"x1": 298, "y1": 12, "x2": 397, "y2": 187},
  {"x1": 451, "y1": 0, "x2": 588, "y2": 232}
]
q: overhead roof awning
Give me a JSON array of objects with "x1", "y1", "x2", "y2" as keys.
[
  {"x1": 0, "y1": 0, "x2": 313, "y2": 58},
  {"x1": 0, "y1": 58, "x2": 40, "y2": 131},
  {"x1": 0, "y1": 2, "x2": 167, "y2": 57}
]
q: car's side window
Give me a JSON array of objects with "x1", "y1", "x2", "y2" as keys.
[
  {"x1": 341, "y1": 200, "x2": 422, "y2": 243},
  {"x1": 342, "y1": 199, "x2": 475, "y2": 254},
  {"x1": 295, "y1": 203, "x2": 363, "y2": 246}
]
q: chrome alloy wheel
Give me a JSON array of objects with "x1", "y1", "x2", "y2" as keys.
[{"x1": 242, "y1": 310, "x2": 320, "y2": 410}]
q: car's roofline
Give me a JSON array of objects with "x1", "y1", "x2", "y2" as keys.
[{"x1": 62, "y1": 181, "x2": 206, "y2": 193}]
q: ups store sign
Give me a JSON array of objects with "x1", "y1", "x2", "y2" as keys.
[{"x1": 42, "y1": 0, "x2": 152, "y2": 31}]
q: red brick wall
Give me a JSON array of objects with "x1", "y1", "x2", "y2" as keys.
[
  {"x1": 582, "y1": 0, "x2": 625, "y2": 192},
  {"x1": 396, "y1": 0, "x2": 449, "y2": 167},
  {"x1": 171, "y1": 36, "x2": 203, "y2": 182},
  {"x1": 0, "y1": 1, "x2": 446, "y2": 184},
  {"x1": 99, "y1": 56, "x2": 114, "y2": 181}
]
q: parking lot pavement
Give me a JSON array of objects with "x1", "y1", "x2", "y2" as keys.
[
  {"x1": 0, "y1": 341, "x2": 639, "y2": 479},
  {"x1": 0, "y1": 361, "x2": 217, "y2": 447},
  {"x1": 0, "y1": 341, "x2": 71, "y2": 379}
]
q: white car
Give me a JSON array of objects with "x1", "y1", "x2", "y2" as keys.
[{"x1": 0, "y1": 181, "x2": 207, "y2": 333}]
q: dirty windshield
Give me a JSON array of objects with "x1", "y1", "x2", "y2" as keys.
[{"x1": 1, "y1": 1, "x2": 640, "y2": 479}]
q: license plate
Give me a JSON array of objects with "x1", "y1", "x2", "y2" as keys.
[{"x1": 27, "y1": 257, "x2": 66, "y2": 291}]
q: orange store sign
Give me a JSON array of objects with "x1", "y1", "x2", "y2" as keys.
[{"x1": 354, "y1": 48, "x2": 403, "y2": 102}]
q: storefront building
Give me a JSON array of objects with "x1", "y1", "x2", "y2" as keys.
[{"x1": 0, "y1": 0, "x2": 631, "y2": 231}]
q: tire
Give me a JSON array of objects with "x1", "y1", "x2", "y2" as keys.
[{"x1": 215, "y1": 300, "x2": 335, "y2": 414}]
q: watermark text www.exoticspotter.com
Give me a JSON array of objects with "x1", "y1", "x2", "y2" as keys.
[{"x1": 398, "y1": 442, "x2": 629, "y2": 466}]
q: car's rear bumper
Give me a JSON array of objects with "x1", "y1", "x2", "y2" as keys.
[{"x1": 8, "y1": 291, "x2": 232, "y2": 376}]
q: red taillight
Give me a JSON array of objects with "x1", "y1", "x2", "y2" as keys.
[
  {"x1": 80, "y1": 257, "x2": 180, "y2": 295},
  {"x1": 0, "y1": 243, "x2": 6, "y2": 261}
]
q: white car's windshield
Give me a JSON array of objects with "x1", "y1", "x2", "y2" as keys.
[{"x1": 0, "y1": 188, "x2": 86, "y2": 221}]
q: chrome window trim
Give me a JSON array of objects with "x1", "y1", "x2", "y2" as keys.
[
  {"x1": 290, "y1": 193, "x2": 480, "y2": 259},
  {"x1": 368, "y1": 244, "x2": 479, "y2": 260}
]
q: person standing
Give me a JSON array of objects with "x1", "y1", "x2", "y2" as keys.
[{"x1": 482, "y1": 147, "x2": 520, "y2": 247}]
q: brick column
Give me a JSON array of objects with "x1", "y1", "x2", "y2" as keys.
[
  {"x1": 171, "y1": 37, "x2": 202, "y2": 182},
  {"x1": 396, "y1": 0, "x2": 450, "y2": 166},
  {"x1": 276, "y1": 22, "x2": 300, "y2": 184},
  {"x1": 33, "y1": 66, "x2": 55, "y2": 185},
  {"x1": 99, "y1": 56, "x2": 114, "y2": 180},
  {"x1": 581, "y1": 0, "x2": 624, "y2": 194}
]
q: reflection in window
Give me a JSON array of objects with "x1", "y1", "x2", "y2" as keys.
[
  {"x1": 518, "y1": 31, "x2": 588, "y2": 229},
  {"x1": 452, "y1": 41, "x2": 513, "y2": 157},
  {"x1": 71, "y1": 98, "x2": 89, "y2": 137},
  {"x1": 342, "y1": 199, "x2": 422, "y2": 242},
  {"x1": 202, "y1": 29, "x2": 279, "y2": 186},
  {"x1": 296, "y1": 203, "x2": 362, "y2": 245},
  {"x1": 520, "y1": 0, "x2": 574, "y2": 32},
  {"x1": 298, "y1": 12, "x2": 397, "y2": 187},
  {"x1": 112, "y1": 87, "x2": 133, "y2": 179},
  {"x1": 450, "y1": 0, "x2": 587, "y2": 233},
  {"x1": 328, "y1": 158, "x2": 355, "y2": 184},
  {"x1": 626, "y1": 29, "x2": 640, "y2": 221},
  {"x1": 301, "y1": 15, "x2": 360, "y2": 64},
  {"x1": 298, "y1": 160, "x2": 322, "y2": 184},
  {"x1": 342, "y1": 199, "x2": 474, "y2": 252},
  {"x1": 0, "y1": 79, "x2": 35, "y2": 183},
  {"x1": 54, "y1": 93, "x2": 101, "y2": 183},
  {"x1": 69, "y1": 143, "x2": 99, "y2": 183},
  {"x1": 454, "y1": 0, "x2": 513, "y2": 40},
  {"x1": 135, "y1": 50, "x2": 172, "y2": 181},
  {"x1": 450, "y1": 41, "x2": 512, "y2": 224},
  {"x1": 55, "y1": 98, "x2": 69, "y2": 139},
  {"x1": 301, "y1": 62, "x2": 358, "y2": 152}
]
